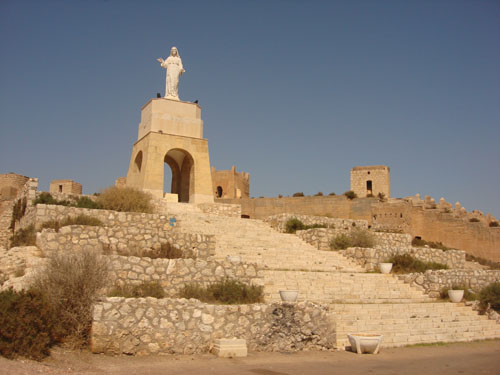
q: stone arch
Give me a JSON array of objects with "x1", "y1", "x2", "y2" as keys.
[
  {"x1": 164, "y1": 148, "x2": 195, "y2": 203},
  {"x1": 134, "y1": 151, "x2": 143, "y2": 173}
]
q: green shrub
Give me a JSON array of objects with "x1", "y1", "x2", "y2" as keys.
[
  {"x1": 344, "y1": 190, "x2": 357, "y2": 200},
  {"x1": 108, "y1": 281, "x2": 165, "y2": 298},
  {"x1": 96, "y1": 186, "x2": 153, "y2": 213},
  {"x1": 469, "y1": 218, "x2": 480, "y2": 223},
  {"x1": 30, "y1": 249, "x2": 109, "y2": 347},
  {"x1": 329, "y1": 192, "x2": 336, "y2": 196},
  {"x1": 489, "y1": 221, "x2": 499, "y2": 227},
  {"x1": 388, "y1": 254, "x2": 448, "y2": 274},
  {"x1": 465, "y1": 254, "x2": 500, "y2": 270},
  {"x1": 0, "y1": 289, "x2": 61, "y2": 360},
  {"x1": 292, "y1": 192, "x2": 304, "y2": 197},
  {"x1": 330, "y1": 233, "x2": 352, "y2": 250},
  {"x1": 179, "y1": 279, "x2": 264, "y2": 304},
  {"x1": 479, "y1": 282, "x2": 500, "y2": 312},
  {"x1": 411, "y1": 237, "x2": 450, "y2": 251},
  {"x1": 9, "y1": 197, "x2": 28, "y2": 229},
  {"x1": 33, "y1": 192, "x2": 59, "y2": 205},
  {"x1": 329, "y1": 229, "x2": 376, "y2": 250},
  {"x1": 74, "y1": 196, "x2": 102, "y2": 209},
  {"x1": 9, "y1": 225, "x2": 36, "y2": 248},
  {"x1": 315, "y1": 192, "x2": 323, "y2": 196}
]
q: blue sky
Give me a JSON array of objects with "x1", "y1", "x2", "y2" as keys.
[{"x1": 1, "y1": 0, "x2": 499, "y2": 217}]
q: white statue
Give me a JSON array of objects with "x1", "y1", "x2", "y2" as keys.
[{"x1": 157, "y1": 47, "x2": 185, "y2": 100}]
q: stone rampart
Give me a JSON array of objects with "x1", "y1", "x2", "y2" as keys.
[
  {"x1": 397, "y1": 270, "x2": 500, "y2": 298},
  {"x1": 339, "y1": 247, "x2": 466, "y2": 271},
  {"x1": 0, "y1": 200, "x2": 14, "y2": 248},
  {"x1": 265, "y1": 213, "x2": 368, "y2": 233},
  {"x1": 37, "y1": 225, "x2": 215, "y2": 259},
  {"x1": 91, "y1": 298, "x2": 334, "y2": 355},
  {"x1": 108, "y1": 256, "x2": 262, "y2": 296}
]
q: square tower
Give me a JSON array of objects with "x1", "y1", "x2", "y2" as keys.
[
  {"x1": 350, "y1": 165, "x2": 390, "y2": 198},
  {"x1": 125, "y1": 98, "x2": 214, "y2": 203}
]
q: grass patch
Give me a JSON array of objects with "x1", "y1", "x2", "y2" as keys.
[
  {"x1": 411, "y1": 237, "x2": 451, "y2": 251},
  {"x1": 329, "y1": 228, "x2": 376, "y2": 250},
  {"x1": 179, "y1": 279, "x2": 264, "y2": 304},
  {"x1": 108, "y1": 281, "x2": 165, "y2": 298},
  {"x1": 465, "y1": 254, "x2": 500, "y2": 270},
  {"x1": 96, "y1": 186, "x2": 152, "y2": 213},
  {"x1": 388, "y1": 254, "x2": 448, "y2": 274},
  {"x1": 40, "y1": 215, "x2": 103, "y2": 232},
  {"x1": 116, "y1": 243, "x2": 191, "y2": 259},
  {"x1": 9, "y1": 224, "x2": 36, "y2": 248}
]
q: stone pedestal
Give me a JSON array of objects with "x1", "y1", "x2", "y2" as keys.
[
  {"x1": 212, "y1": 338, "x2": 247, "y2": 357},
  {"x1": 125, "y1": 98, "x2": 214, "y2": 203}
]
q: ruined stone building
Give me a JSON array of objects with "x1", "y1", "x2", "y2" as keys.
[
  {"x1": 350, "y1": 165, "x2": 390, "y2": 198},
  {"x1": 49, "y1": 179, "x2": 82, "y2": 195},
  {"x1": 212, "y1": 166, "x2": 250, "y2": 199}
]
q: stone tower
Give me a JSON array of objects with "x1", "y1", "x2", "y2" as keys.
[
  {"x1": 350, "y1": 165, "x2": 390, "y2": 198},
  {"x1": 125, "y1": 98, "x2": 214, "y2": 203}
]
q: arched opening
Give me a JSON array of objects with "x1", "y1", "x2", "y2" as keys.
[
  {"x1": 134, "y1": 151, "x2": 143, "y2": 173},
  {"x1": 216, "y1": 186, "x2": 223, "y2": 198},
  {"x1": 164, "y1": 149, "x2": 194, "y2": 203}
]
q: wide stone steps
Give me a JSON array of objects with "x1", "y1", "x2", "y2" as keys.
[
  {"x1": 263, "y1": 271, "x2": 433, "y2": 303},
  {"x1": 332, "y1": 302, "x2": 500, "y2": 348}
]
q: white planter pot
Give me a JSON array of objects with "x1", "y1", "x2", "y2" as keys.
[
  {"x1": 379, "y1": 263, "x2": 393, "y2": 274},
  {"x1": 347, "y1": 334, "x2": 383, "y2": 354},
  {"x1": 279, "y1": 290, "x2": 299, "y2": 302},
  {"x1": 448, "y1": 289, "x2": 464, "y2": 303}
]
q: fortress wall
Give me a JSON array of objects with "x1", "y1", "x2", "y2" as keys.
[
  {"x1": 0, "y1": 201, "x2": 14, "y2": 248},
  {"x1": 408, "y1": 208, "x2": 500, "y2": 261},
  {"x1": 0, "y1": 173, "x2": 29, "y2": 201},
  {"x1": 217, "y1": 196, "x2": 375, "y2": 221}
]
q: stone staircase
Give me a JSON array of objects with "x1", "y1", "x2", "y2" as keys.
[{"x1": 158, "y1": 203, "x2": 500, "y2": 348}]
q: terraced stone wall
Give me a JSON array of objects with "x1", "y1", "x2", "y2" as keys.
[
  {"x1": 398, "y1": 269, "x2": 500, "y2": 297},
  {"x1": 108, "y1": 256, "x2": 262, "y2": 296},
  {"x1": 340, "y1": 247, "x2": 466, "y2": 271},
  {"x1": 91, "y1": 298, "x2": 334, "y2": 355},
  {"x1": 37, "y1": 225, "x2": 215, "y2": 259},
  {"x1": 265, "y1": 213, "x2": 368, "y2": 233}
]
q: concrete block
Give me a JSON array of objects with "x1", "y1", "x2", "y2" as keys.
[{"x1": 213, "y1": 338, "x2": 247, "y2": 357}]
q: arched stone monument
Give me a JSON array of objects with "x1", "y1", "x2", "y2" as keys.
[{"x1": 125, "y1": 48, "x2": 214, "y2": 203}]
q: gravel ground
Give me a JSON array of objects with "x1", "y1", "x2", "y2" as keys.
[{"x1": 1, "y1": 340, "x2": 499, "y2": 375}]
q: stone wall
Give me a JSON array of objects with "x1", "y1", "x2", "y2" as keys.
[
  {"x1": 91, "y1": 298, "x2": 334, "y2": 355},
  {"x1": 296, "y1": 228, "x2": 411, "y2": 251},
  {"x1": 397, "y1": 270, "x2": 500, "y2": 298},
  {"x1": 264, "y1": 213, "x2": 368, "y2": 233},
  {"x1": 37, "y1": 225, "x2": 215, "y2": 259},
  {"x1": 339, "y1": 247, "x2": 466, "y2": 271},
  {"x1": 49, "y1": 179, "x2": 82, "y2": 195},
  {"x1": 23, "y1": 204, "x2": 179, "y2": 232},
  {"x1": 108, "y1": 256, "x2": 262, "y2": 296},
  {"x1": 197, "y1": 203, "x2": 242, "y2": 218},
  {"x1": 211, "y1": 166, "x2": 250, "y2": 199},
  {"x1": 0, "y1": 200, "x2": 14, "y2": 248}
]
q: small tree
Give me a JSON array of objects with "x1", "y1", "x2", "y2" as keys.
[{"x1": 344, "y1": 190, "x2": 357, "y2": 200}]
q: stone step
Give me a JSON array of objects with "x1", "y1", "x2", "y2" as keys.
[{"x1": 331, "y1": 302, "x2": 500, "y2": 348}]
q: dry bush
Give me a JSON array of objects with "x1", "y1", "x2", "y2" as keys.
[
  {"x1": 9, "y1": 224, "x2": 36, "y2": 248},
  {"x1": 96, "y1": 186, "x2": 153, "y2": 213},
  {"x1": 117, "y1": 242, "x2": 191, "y2": 259},
  {"x1": 108, "y1": 281, "x2": 165, "y2": 298},
  {"x1": 30, "y1": 249, "x2": 109, "y2": 347},
  {"x1": 179, "y1": 279, "x2": 264, "y2": 304},
  {"x1": 40, "y1": 215, "x2": 103, "y2": 232},
  {"x1": 329, "y1": 228, "x2": 376, "y2": 250}
]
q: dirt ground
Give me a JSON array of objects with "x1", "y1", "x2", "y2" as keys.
[{"x1": 1, "y1": 340, "x2": 499, "y2": 375}]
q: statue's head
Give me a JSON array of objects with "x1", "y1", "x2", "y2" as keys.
[{"x1": 170, "y1": 47, "x2": 178, "y2": 57}]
